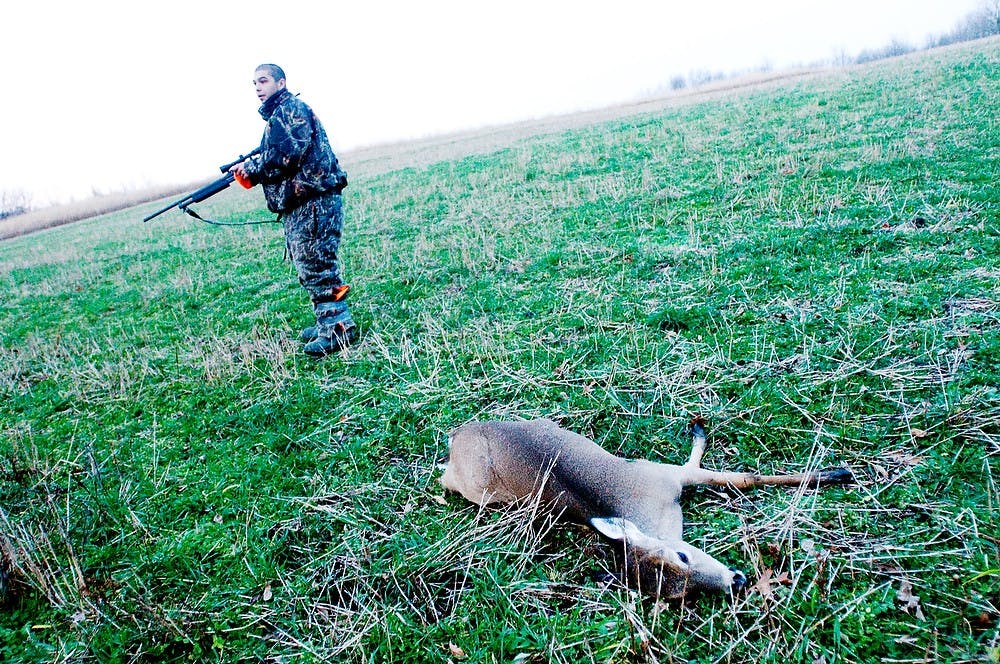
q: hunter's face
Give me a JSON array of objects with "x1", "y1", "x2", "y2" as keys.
[{"x1": 254, "y1": 70, "x2": 285, "y2": 104}]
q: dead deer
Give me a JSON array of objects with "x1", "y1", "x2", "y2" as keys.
[{"x1": 440, "y1": 417, "x2": 852, "y2": 599}]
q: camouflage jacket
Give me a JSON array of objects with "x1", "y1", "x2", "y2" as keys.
[{"x1": 243, "y1": 89, "x2": 347, "y2": 213}]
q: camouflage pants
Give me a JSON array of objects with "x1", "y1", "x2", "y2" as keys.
[{"x1": 283, "y1": 192, "x2": 355, "y2": 338}]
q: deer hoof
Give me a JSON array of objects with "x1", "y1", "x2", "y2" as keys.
[
  {"x1": 592, "y1": 571, "x2": 618, "y2": 586},
  {"x1": 730, "y1": 569, "x2": 748, "y2": 594},
  {"x1": 823, "y1": 467, "x2": 855, "y2": 485}
]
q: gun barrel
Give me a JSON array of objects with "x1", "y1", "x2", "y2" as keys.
[
  {"x1": 142, "y1": 173, "x2": 235, "y2": 222},
  {"x1": 185, "y1": 173, "x2": 235, "y2": 204},
  {"x1": 143, "y1": 195, "x2": 192, "y2": 223}
]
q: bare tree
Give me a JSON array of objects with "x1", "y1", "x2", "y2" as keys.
[
  {"x1": 930, "y1": 0, "x2": 1000, "y2": 47},
  {"x1": 856, "y1": 39, "x2": 914, "y2": 65},
  {"x1": 0, "y1": 189, "x2": 32, "y2": 220}
]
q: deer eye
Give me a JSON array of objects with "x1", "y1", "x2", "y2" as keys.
[{"x1": 676, "y1": 551, "x2": 690, "y2": 565}]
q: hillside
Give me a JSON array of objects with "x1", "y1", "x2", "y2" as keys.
[{"x1": 1, "y1": 37, "x2": 998, "y2": 662}]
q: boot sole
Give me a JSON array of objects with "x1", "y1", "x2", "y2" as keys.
[{"x1": 303, "y1": 330, "x2": 358, "y2": 357}]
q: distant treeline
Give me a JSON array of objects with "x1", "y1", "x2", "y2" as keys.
[
  {"x1": 667, "y1": 2, "x2": 1000, "y2": 90},
  {"x1": 0, "y1": 190, "x2": 31, "y2": 221},
  {"x1": 857, "y1": 2, "x2": 999, "y2": 64}
]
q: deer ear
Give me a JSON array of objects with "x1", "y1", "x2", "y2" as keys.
[
  {"x1": 590, "y1": 516, "x2": 643, "y2": 541},
  {"x1": 591, "y1": 517, "x2": 691, "y2": 571}
]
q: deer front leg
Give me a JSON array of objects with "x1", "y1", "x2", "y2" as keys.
[{"x1": 680, "y1": 466, "x2": 854, "y2": 489}]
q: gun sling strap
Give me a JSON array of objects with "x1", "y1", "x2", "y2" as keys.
[{"x1": 182, "y1": 206, "x2": 283, "y2": 227}]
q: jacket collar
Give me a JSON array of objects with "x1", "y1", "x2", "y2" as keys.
[{"x1": 258, "y1": 88, "x2": 291, "y2": 120}]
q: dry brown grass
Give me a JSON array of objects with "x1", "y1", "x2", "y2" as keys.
[{"x1": 0, "y1": 181, "x2": 207, "y2": 241}]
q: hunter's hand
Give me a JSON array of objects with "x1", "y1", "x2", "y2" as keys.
[
  {"x1": 229, "y1": 161, "x2": 248, "y2": 178},
  {"x1": 230, "y1": 160, "x2": 254, "y2": 189}
]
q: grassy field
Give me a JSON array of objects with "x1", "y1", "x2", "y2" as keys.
[{"x1": 2, "y1": 38, "x2": 998, "y2": 663}]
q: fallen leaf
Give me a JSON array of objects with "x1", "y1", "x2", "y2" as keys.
[
  {"x1": 449, "y1": 642, "x2": 467, "y2": 659},
  {"x1": 753, "y1": 569, "x2": 791, "y2": 597},
  {"x1": 432, "y1": 494, "x2": 448, "y2": 506},
  {"x1": 263, "y1": 584, "x2": 273, "y2": 602},
  {"x1": 896, "y1": 580, "x2": 926, "y2": 621},
  {"x1": 973, "y1": 610, "x2": 998, "y2": 630}
]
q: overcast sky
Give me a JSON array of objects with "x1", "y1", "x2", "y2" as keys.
[{"x1": 2, "y1": 0, "x2": 986, "y2": 206}]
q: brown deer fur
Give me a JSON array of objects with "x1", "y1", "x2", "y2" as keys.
[{"x1": 440, "y1": 418, "x2": 852, "y2": 598}]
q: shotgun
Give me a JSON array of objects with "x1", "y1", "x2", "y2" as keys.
[{"x1": 142, "y1": 148, "x2": 260, "y2": 223}]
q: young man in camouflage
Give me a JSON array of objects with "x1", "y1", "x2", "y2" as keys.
[{"x1": 231, "y1": 63, "x2": 357, "y2": 357}]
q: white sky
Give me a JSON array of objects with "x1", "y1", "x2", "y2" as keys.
[{"x1": 1, "y1": 0, "x2": 986, "y2": 206}]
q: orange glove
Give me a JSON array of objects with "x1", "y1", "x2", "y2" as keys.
[{"x1": 234, "y1": 171, "x2": 253, "y2": 189}]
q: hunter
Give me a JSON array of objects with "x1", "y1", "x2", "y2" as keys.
[{"x1": 231, "y1": 63, "x2": 357, "y2": 357}]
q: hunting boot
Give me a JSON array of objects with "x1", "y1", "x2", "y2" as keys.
[
  {"x1": 299, "y1": 286, "x2": 349, "y2": 343},
  {"x1": 304, "y1": 300, "x2": 357, "y2": 357}
]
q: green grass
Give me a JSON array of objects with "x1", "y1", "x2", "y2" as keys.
[{"x1": 2, "y1": 39, "x2": 999, "y2": 662}]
